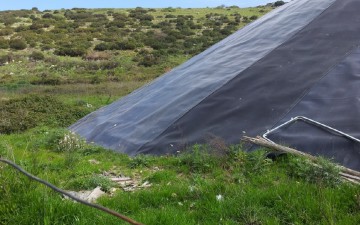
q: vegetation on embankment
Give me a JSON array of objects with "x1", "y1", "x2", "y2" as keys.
[{"x1": 1, "y1": 127, "x2": 360, "y2": 224}]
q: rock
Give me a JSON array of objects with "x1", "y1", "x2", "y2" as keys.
[
  {"x1": 86, "y1": 186, "x2": 105, "y2": 202},
  {"x1": 64, "y1": 186, "x2": 105, "y2": 203}
]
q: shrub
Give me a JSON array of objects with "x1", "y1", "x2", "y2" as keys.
[
  {"x1": 9, "y1": 38, "x2": 27, "y2": 50},
  {"x1": 115, "y1": 40, "x2": 138, "y2": 50},
  {"x1": 41, "y1": 43, "x2": 55, "y2": 51},
  {"x1": 29, "y1": 22, "x2": 45, "y2": 30},
  {"x1": 165, "y1": 14, "x2": 176, "y2": 18},
  {"x1": 15, "y1": 25, "x2": 29, "y2": 32},
  {"x1": 135, "y1": 49, "x2": 163, "y2": 67},
  {"x1": 42, "y1": 13, "x2": 54, "y2": 19},
  {"x1": 0, "y1": 38, "x2": 9, "y2": 49},
  {"x1": 29, "y1": 51, "x2": 45, "y2": 61},
  {"x1": 0, "y1": 28, "x2": 14, "y2": 36},
  {"x1": 283, "y1": 155, "x2": 341, "y2": 187},
  {"x1": 106, "y1": 20, "x2": 125, "y2": 28},
  {"x1": 250, "y1": 15, "x2": 258, "y2": 20},
  {"x1": 84, "y1": 60, "x2": 119, "y2": 70},
  {"x1": 2, "y1": 17, "x2": 18, "y2": 26},
  {"x1": 0, "y1": 53, "x2": 13, "y2": 65},
  {"x1": 54, "y1": 46, "x2": 87, "y2": 57},
  {"x1": 30, "y1": 77, "x2": 61, "y2": 85},
  {"x1": 0, "y1": 54, "x2": 8, "y2": 65},
  {"x1": 57, "y1": 131, "x2": 85, "y2": 152},
  {"x1": 274, "y1": 1, "x2": 285, "y2": 7},
  {"x1": 66, "y1": 175, "x2": 115, "y2": 192},
  {"x1": 94, "y1": 42, "x2": 109, "y2": 51},
  {"x1": 0, "y1": 95, "x2": 91, "y2": 134},
  {"x1": 82, "y1": 51, "x2": 111, "y2": 61}
]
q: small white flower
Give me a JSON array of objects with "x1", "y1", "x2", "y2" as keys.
[{"x1": 216, "y1": 194, "x2": 223, "y2": 202}]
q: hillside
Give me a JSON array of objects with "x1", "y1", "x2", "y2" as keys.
[
  {"x1": 0, "y1": 6, "x2": 270, "y2": 89},
  {"x1": 1, "y1": 4, "x2": 360, "y2": 225}
]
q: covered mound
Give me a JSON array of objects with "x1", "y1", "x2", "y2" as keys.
[{"x1": 71, "y1": 0, "x2": 360, "y2": 170}]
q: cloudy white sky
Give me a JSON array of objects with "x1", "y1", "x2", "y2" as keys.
[{"x1": 0, "y1": 0, "x2": 276, "y2": 11}]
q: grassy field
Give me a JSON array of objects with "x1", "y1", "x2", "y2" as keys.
[
  {"x1": 1, "y1": 3, "x2": 360, "y2": 225},
  {"x1": 2, "y1": 129, "x2": 360, "y2": 224}
]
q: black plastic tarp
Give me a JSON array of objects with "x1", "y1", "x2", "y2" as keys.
[{"x1": 71, "y1": 0, "x2": 360, "y2": 170}]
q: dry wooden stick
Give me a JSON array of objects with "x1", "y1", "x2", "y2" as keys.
[{"x1": 242, "y1": 136, "x2": 360, "y2": 181}]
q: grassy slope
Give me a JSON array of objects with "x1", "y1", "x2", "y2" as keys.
[
  {"x1": 1, "y1": 129, "x2": 360, "y2": 225},
  {"x1": 0, "y1": 5, "x2": 360, "y2": 225}
]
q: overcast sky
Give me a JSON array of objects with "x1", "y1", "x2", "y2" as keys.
[{"x1": 0, "y1": 0, "x2": 276, "y2": 11}]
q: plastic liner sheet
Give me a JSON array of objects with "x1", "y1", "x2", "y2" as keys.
[
  {"x1": 267, "y1": 47, "x2": 360, "y2": 170},
  {"x1": 267, "y1": 120, "x2": 360, "y2": 171},
  {"x1": 70, "y1": 0, "x2": 335, "y2": 155},
  {"x1": 141, "y1": 0, "x2": 360, "y2": 161}
]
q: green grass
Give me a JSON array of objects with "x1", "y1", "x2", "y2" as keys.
[{"x1": 1, "y1": 129, "x2": 360, "y2": 224}]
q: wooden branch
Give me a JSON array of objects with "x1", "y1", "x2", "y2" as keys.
[
  {"x1": 242, "y1": 136, "x2": 360, "y2": 180},
  {"x1": 339, "y1": 172, "x2": 360, "y2": 181},
  {"x1": 341, "y1": 176, "x2": 360, "y2": 184}
]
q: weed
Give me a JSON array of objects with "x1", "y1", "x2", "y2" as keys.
[
  {"x1": 178, "y1": 144, "x2": 221, "y2": 173},
  {"x1": 245, "y1": 149, "x2": 273, "y2": 174},
  {"x1": 128, "y1": 154, "x2": 152, "y2": 168},
  {"x1": 284, "y1": 154, "x2": 341, "y2": 186},
  {"x1": 57, "y1": 131, "x2": 85, "y2": 152},
  {"x1": 65, "y1": 174, "x2": 115, "y2": 192}
]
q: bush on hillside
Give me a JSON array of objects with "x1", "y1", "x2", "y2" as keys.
[
  {"x1": 94, "y1": 43, "x2": 109, "y2": 51},
  {"x1": 54, "y1": 46, "x2": 87, "y2": 57},
  {"x1": 0, "y1": 28, "x2": 14, "y2": 36},
  {"x1": 274, "y1": 1, "x2": 285, "y2": 7},
  {"x1": 0, "y1": 95, "x2": 91, "y2": 134},
  {"x1": 250, "y1": 15, "x2": 258, "y2": 20},
  {"x1": 9, "y1": 38, "x2": 27, "y2": 50},
  {"x1": 42, "y1": 13, "x2": 54, "y2": 19},
  {"x1": 134, "y1": 49, "x2": 163, "y2": 67},
  {"x1": 82, "y1": 51, "x2": 111, "y2": 61},
  {"x1": 0, "y1": 38, "x2": 9, "y2": 49},
  {"x1": 54, "y1": 39, "x2": 91, "y2": 57},
  {"x1": 29, "y1": 51, "x2": 45, "y2": 61},
  {"x1": 0, "y1": 54, "x2": 9, "y2": 65}
]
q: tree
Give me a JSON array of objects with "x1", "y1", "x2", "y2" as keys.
[{"x1": 31, "y1": 7, "x2": 40, "y2": 12}]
